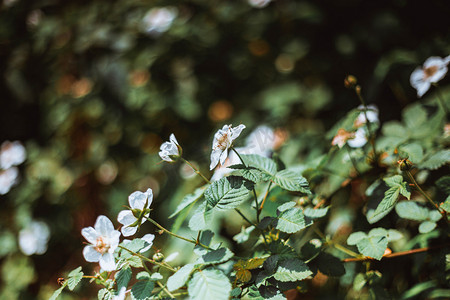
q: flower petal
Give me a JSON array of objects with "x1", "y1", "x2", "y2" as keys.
[
  {"x1": 230, "y1": 124, "x2": 246, "y2": 141},
  {"x1": 210, "y1": 149, "x2": 222, "y2": 170},
  {"x1": 99, "y1": 252, "x2": 116, "y2": 271},
  {"x1": 121, "y1": 225, "x2": 138, "y2": 237},
  {"x1": 109, "y1": 230, "x2": 121, "y2": 251},
  {"x1": 95, "y1": 215, "x2": 115, "y2": 237},
  {"x1": 81, "y1": 226, "x2": 99, "y2": 244},
  {"x1": 169, "y1": 133, "x2": 178, "y2": 145},
  {"x1": 140, "y1": 234, "x2": 155, "y2": 253},
  {"x1": 348, "y1": 128, "x2": 368, "y2": 148},
  {"x1": 118, "y1": 210, "x2": 136, "y2": 227},
  {"x1": 219, "y1": 148, "x2": 229, "y2": 166},
  {"x1": 128, "y1": 191, "x2": 148, "y2": 210},
  {"x1": 83, "y1": 245, "x2": 101, "y2": 262}
]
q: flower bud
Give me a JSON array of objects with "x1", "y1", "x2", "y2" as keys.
[
  {"x1": 398, "y1": 158, "x2": 412, "y2": 171},
  {"x1": 153, "y1": 252, "x2": 164, "y2": 262},
  {"x1": 344, "y1": 75, "x2": 357, "y2": 89}
]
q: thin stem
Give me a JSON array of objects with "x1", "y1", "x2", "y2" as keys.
[
  {"x1": 146, "y1": 217, "x2": 212, "y2": 249},
  {"x1": 314, "y1": 228, "x2": 360, "y2": 258},
  {"x1": 355, "y1": 87, "x2": 377, "y2": 159},
  {"x1": 433, "y1": 84, "x2": 449, "y2": 116},
  {"x1": 231, "y1": 147, "x2": 261, "y2": 222},
  {"x1": 118, "y1": 245, "x2": 176, "y2": 272},
  {"x1": 157, "y1": 281, "x2": 175, "y2": 298},
  {"x1": 405, "y1": 170, "x2": 447, "y2": 220},
  {"x1": 259, "y1": 181, "x2": 273, "y2": 211},
  {"x1": 342, "y1": 244, "x2": 449, "y2": 262},
  {"x1": 234, "y1": 208, "x2": 256, "y2": 227},
  {"x1": 181, "y1": 157, "x2": 211, "y2": 184}
]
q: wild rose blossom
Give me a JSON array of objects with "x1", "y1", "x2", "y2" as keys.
[
  {"x1": 210, "y1": 124, "x2": 246, "y2": 170},
  {"x1": 354, "y1": 105, "x2": 379, "y2": 128},
  {"x1": 81, "y1": 215, "x2": 121, "y2": 271},
  {"x1": 159, "y1": 134, "x2": 181, "y2": 162},
  {"x1": 410, "y1": 55, "x2": 450, "y2": 97},
  {"x1": 118, "y1": 189, "x2": 153, "y2": 237},
  {"x1": 18, "y1": 221, "x2": 50, "y2": 256}
]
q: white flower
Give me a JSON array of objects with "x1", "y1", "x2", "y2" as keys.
[
  {"x1": 118, "y1": 189, "x2": 153, "y2": 237},
  {"x1": 142, "y1": 7, "x2": 177, "y2": 35},
  {"x1": 81, "y1": 215, "x2": 121, "y2": 271},
  {"x1": 248, "y1": 0, "x2": 272, "y2": 8},
  {"x1": 331, "y1": 129, "x2": 355, "y2": 148},
  {"x1": 410, "y1": 56, "x2": 450, "y2": 97},
  {"x1": 18, "y1": 221, "x2": 50, "y2": 256},
  {"x1": 354, "y1": 105, "x2": 379, "y2": 128},
  {"x1": 159, "y1": 134, "x2": 181, "y2": 162},
  {"x1": 113, "y1": 287, "x2": 126, "y2": 300},
  {"x1": 210, "y1": 124, "x2": 246, "y2": 170},
  {"x1": 0, "y1": 167, "x2": 19, "y2": 195},
  {"x1": 0, "y1": 141, "x2": 26, "y2": 169},
  {"x1": 347, "y1": 128, "x2": 368, "y2": 148}
]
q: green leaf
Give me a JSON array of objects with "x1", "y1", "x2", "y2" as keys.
[
  {"x1": 275, "y1": 206, "x2": 312, "y2": 234},
  {"x1": 419, "y1": 150, "x2": 450, "y2": 170},
  {"x1": 398, "y1": 143, "x2": 424, "y2": 163},
  {"x1": 49, "y1": 284, "x2": 66, "y2": 300},
  {"x1": 441, "y1": 196, "x2": 450, "y2": 213},
  {"x1": 356, "y1": 235, "x2": 388, "y2": 260},
  {"x1": 386, "y1": 229, "x2": 403, "y2": 242},
  {"x1": 273, "y1": 259, "x2": 312, "y2": 282},
  {"x1": 136, "y1": 272, "x2": 151, "y2": 280},
  {"x1": 115, "y1": 266, "x2": 132, "y2": 291},
  {"x1": 273, "y1": 170, "x2": 310, "y2": 193},
  {"x1": 131, "y1": 280, "x2": 154, "y2": 300},
  {"x1": 241, "y1": 154, "x2": 277, "y2": 180},
  {"x1": 189, "y1": 202, "x2": 214, "y2": 231},
  {"x1": 198, "y1": 247, "x2": 234, "y2": 265},
  {"x1": 418, "y1": 221, "x2": 437, "y2": 233},
  {"x1": 368, "y1": 175, "x2": 410, "y2": 223},
  {"x1": 205, "y1": 176, "x2": 253, "y2": 211},
  {"x1": 233, "y1": 225, "x2": 255, "y2": 243},
  {"x1": 436, "y1": 176, "x2": 450, "y2": 194},
  {"x1": 170, "y1": 186, "x2": 206, "y2": 218},
  {"x1": 98, "y1": 288, "x2": 113, "y2": 300},
  {"x1": 403, "y1": 104, "x2": 427, "y2": 129},
  {"x1": 347, "y1": 232, "x2": 367, "y2": 246},
  {"x1": 395, "y1": 201, "x2": 429, "y2": 221},
  {"x1": 67, "y1": 266, "x2": 83, "y2": 291},
  {"x1": 353, "y1": 273, "x2": 367, "y2": 292},
  {"x1": 167, "y1": 263, "x2": 195, "y2": 292},
  {"x1": 187, "y1": 268, "x2": 231, "y2": 300},
  {"x1": 303, "y1": 207, "x2": 329, "y2": 219}
]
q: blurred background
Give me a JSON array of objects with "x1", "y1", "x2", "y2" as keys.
[{"x1": 0, "y1": 0, "x2": 449, "y2": 298}]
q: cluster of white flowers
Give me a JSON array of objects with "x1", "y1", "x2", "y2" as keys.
[
  {"x1": 18, "y1": 220, "x2": 50, "y2": 256},
  {"x1": 0, "y1": 140, "x2": 26, "y2": 195},
  {"x1": 410, "y1": 55, "x2": 450, "y2": 97},
  {"x1": 142, "y1": 7, "x2": 177, "y2": 36},
  {"x1": 81, "y1": 187, "x2": 155, "y2": 274},
  {"x1": 332, "y1": 105, "x2": 379, "y2": 149}
]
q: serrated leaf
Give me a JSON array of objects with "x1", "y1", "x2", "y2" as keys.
[
  {"x1": 273, "y1": 259, "x2": 312, "y2": 282},
  {"x1": 267, "y1": 241, "x2": 297, "y2": 259},
  {"x1": 189, "y1": 201, "x2": 214, "y2": 231},
  {"x1": 263, "y1": 256, "x2": 279, "y2": 273},
  {"x1": 198, "y1": 247, "x2": 234, "y2": 265},
  {"x1": 419, "y1": 150, "x2": 450, "y2": 170},
  {"x1": 167, "y1": 263, "x2": 195, "y2": 292},
  {"x1": 204, "y1": 176, "x2": 252, "y2": 211},
  {"x1": 115, "y1": 267, "x2": 131, "y2": 291},
  {"x1": 241, "y1": 154, "x2": 277, "y2": 179},
  {"x1": 418, "y1": 221, "x2": 437, "y2": 233},
  {"x1": 275, "y1": 207, "x2": 312, "y2": 233},
  {"x1": 170, "y1": 186, "x2": 206, "y2": 218},
  {"x1": 273, "y1": 170, "x2": 310, "y2": 193},
  {"x1": 187, "y1": 268, "x2": 231, "y2": 300},
  {"x1": 398, "y1": 143, "x2": 424, "y2": 163},
  {"x1": 67, "y1": 267, "x2": 83, "y2": 291},
  {"x1": 441, "y1": 196, "x2": 450, "y2": 213},
  {"x1": 368, "y1": 175, "x2": 410, "y2": 223},
  {"x1": 395, "y1": 201, "x2": 429, "y2": 221},
  {"x1": 303, "y1": 207, "x2": 329, "y2": 219},
  {"x1": 347, "y1": 232, "x2": 367, "y2": 246},
  {"x1": 131, "y1": 281, "x2": 154, "y2": 300},
  {"x1": 356, "y1": 235, "x2": 388, "y2": 260},
  {"x1": 353, "y1": 273, "x2": 367, "y2": 292}
]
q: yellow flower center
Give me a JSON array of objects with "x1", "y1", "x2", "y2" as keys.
[
  {"x1": 94, "y1": 237, "x2": 110, "y2": 254},
  {"x1": 423, "y1": 65, "x2": 438, "y2": 79},
  {"x1": 215, "y1": 132, "x2": 229, "y2": 150}
]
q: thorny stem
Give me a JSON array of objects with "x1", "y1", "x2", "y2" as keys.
[
  {"x1": 259, "y1": 181, "x2": 273, "y2": 212},
  {"x1": 342, "y1": 244, "x2": 449, "y2": 262},
  {"x1": 146, "y1": 217, "x2": 212, "y2": 250},
  {"x1": 404, "y1": 170, "x2": 447, "y2": 221},
  {"x1": 181, "y1": 157, "x2": 211, "y2": 184},
  {"x1": 354, "y1": 86, "x2": 377, "y2": 160},
  {"x1": 118, "y1": 245, "x2": 176, "y2": 272},
  {"x1": 314, "y1": 228, "x2": 360, "y2": 258},
  {"x1": 231, "y1": 147, "x2": 261, "y2": 223}
]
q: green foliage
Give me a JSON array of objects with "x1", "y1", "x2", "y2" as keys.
[
  {"x1": 67, "y1": 267, "x2": 84, "y2": 291},
  {"x1": 205, "y1": 176, "x2": 253, "y2": 211},
  {"x1": 347, "y1": 228, "x2": 403, "y2": 260},
  {"x1": 187, "y1": 268, "x2": 231, "y2": 300},
  {"x1": 131, "y1": 280, "x2": 155, "y2": 300},
  {"x1": 272, "y1": 170, "x2": 310, "y2": 194},
  {"x1": 167, "y1": 264, "x2": 196, "y2": 292}
]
